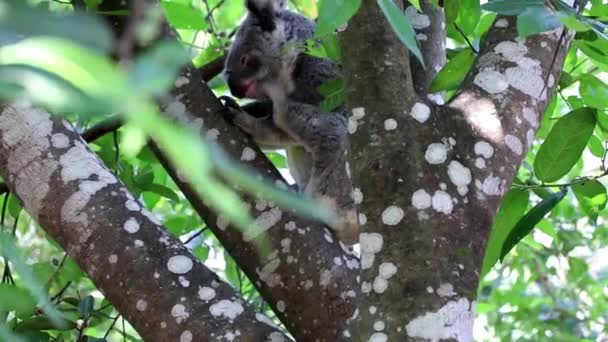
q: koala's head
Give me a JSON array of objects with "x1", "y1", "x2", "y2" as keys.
[{"x1": 225, "y1": 0, "x2": 302, "y2": 99}]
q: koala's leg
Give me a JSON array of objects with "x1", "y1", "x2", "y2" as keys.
[
  {"x1": 285, "y1": 146, "x2": 312, "y2": 191},
  {"x1": 278, "y1": 103, "x2": 359, "y2": 244}
]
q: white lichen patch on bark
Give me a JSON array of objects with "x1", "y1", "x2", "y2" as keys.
[
  {"x1": 60, "y1": 141, "x2": 117, "y2": 226},
  {"x1": 180, "y1": 331, "x2": 193, "y2": 342},
  {"x1": 51, "y1": 133, "x2": 70, "y2": 149},
  {"x1": 425, "y1": 143, "x2": 448, "y2": 164},
  {"x1": 243, "y1": 207, "x2": 282, "y2": 242},
  {"x1": 209, "y1": 300, "x2": 244, "y2": 320},
  {"x1": 198, "y1": 286, "x2": 216, "y2": 301},
  {"x1": 504, "y1": 134, "x2": 523, "y2": 155},
  {"x1": 384, "y1": 118, "x2": 398, "y2": 131},
  {"x1": 432, "y1": 191, "x2": 453, "y2": 215},
  {"x1": 410, "y1": 102, "x2": 431, "y2": 123},
  {"x1": 0, "y1": 106, "x2": 59, "y2": 217},
  {"x1": 171, "y1": 304, "x2": 190, "y2": 324},
  {"x1": 412, "y1": 189, "x2": 432, "y2": 210},
  {"x1": 447, "y1": 161, "x2": 472, "y2": 196},
  {"x1": 167, "y1": 255, "x2": 193, "y2": 274},
  {"x1": 123, "y1": 217, "x2": 140, "y2": 234},
  {"x1": 369, "y1": 332, "x2": 388, "y2": 342},
  {"x1": 450, "y1": 94, "x2": 504, "y2": 143},
  {"x1": 474, "y1": 69, "x2": 509, "y2": 94},
  {"x1": 348, "y1": 107, "x2": 366, "y2": 134},
  {"x1": 474, "y1": 141, "x2": 494, "y2": 159},
  {"x1": 405, "y1": 6, "x2": 431, "y2": 29},
  {"x1": 381, "y1": 206, "x2": 404, "y2": 226},
  {"x1": 405, "y1": 297, "x2": 475, "y2": 342},
  {"x1": 437, "y1": 283, "x2": 457, "y2": 298},
  {"x1": 360, "y1": 233, "x2": 383, "y2": 270},
  {"x1": 256, "y1": 256, "x2": 281, "y2": 288},
  {"x1": 240, "y1": 147, "x2": 256, "y2": 161},
  {"x1": 495, "y1": 18, "x2": 509, "y2": 28}
]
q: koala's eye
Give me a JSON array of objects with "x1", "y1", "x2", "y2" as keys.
[{"x1": 240, "y1": 54, "x2": 261, "y2": 71}]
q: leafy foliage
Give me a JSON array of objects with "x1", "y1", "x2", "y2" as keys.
[{"x1": 0, "y1": 0, "x2": 606, "y2": 341}]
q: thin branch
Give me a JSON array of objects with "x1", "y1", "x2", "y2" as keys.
[
  {"x1": 80, "y1": 116, "x2": 123, "y2": 142},
  {"x1": 512, "y1": 170, "x2": 608, "y2": 189}
]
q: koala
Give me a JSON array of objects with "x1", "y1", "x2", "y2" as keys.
[{"x1": 222, "y1": 0, "x2": 359, "y2": 245}]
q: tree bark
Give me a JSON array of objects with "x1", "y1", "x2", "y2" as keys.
[
  {"x1": 0, "y1": 104, "x2": 290, "y2": 341},
  {"x1": 341, "y1": 2, "x2": 572, "y2": 339}
]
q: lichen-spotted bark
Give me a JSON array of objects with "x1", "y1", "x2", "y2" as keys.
[
  {"x1": 0, "y1": 103, "x2": 290, "y2": 342},
  {"x1": 405, "y1": 1, "x2": 447, "y2": 96},
  {"x1": 100, "y1": 1, "x2": 358, "y2": 340},
  {"x1": 341, "y1": 3, "x2": 572, "y2": 340}
]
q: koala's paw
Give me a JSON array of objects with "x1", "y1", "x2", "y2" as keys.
[
  {"x1": 219, "y1": 96, "x2": 241, "y2": 121},
  {"x1": 319, "y1": 195, "x2": 360, "y2": 245}
]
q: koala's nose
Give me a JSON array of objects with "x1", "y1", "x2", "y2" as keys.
[{"x1": 226, "y1": 72, "x2": 245, "y2": 98}]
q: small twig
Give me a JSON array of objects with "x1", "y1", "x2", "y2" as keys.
[
  {"x1": 52, "y1": 281, "x2": 72, "y2": 303},
  {"x1": 80, "y1": 116, "x2": 123, "y2": 142},
  {"x1": 453, "y1": 23, "x2": 479, "y2": 55},
  {"x1": 103, "y1": 314, "x2": 121, "y2": 340},
  {"x1": 512, "y1": 171, "x2": 608, "y2": 190},
  {"x1": 45, "y1": 253, "x2": 68, "y2": 289},
  {"x1": 183, "y1": 227, "x2": 208, "y2": 245}
]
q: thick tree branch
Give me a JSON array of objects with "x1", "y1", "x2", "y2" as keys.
[
  {"x1": 99, "y1": 1, "x2": 358, "y2": 340},
  {"x1": 0, "y1": 104, "x2": 290, "y2": 341},
  {"x1": 406, "y1": 1, "x2": 447, "y2": 97},
  {"x1": 341, "y1": 1, "x2": 573, "y2": 338}
]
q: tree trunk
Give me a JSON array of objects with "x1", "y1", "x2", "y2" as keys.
[{"x1": 341, "y1": 1, "x2": 572, "y2": 339}]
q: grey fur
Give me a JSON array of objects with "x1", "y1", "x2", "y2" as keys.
[{"x1": 224, "y1": 0, "x2": 359, "y2": 244}]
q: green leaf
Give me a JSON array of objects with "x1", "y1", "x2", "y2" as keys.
[
  {"x1": 317, "y1": 78, "x2": 345, "y2": 111},
  {"x1": 429, "y1": 49, "x2": 475, "y2": 92},
  {"x1": 0, "y1": 1, "x2": 113, "y2": 52},
  {"x1": 500, "y1": 188, "x2": 568, "y2": 261},
  {"x1": 0, "y1": 232, "x2": 65, "y2": 327},
  {"x1": 458, "y1": 0, "x2": 481, "y2": 35},
  {"x1": 140, "y1": 183, "x2": 180, "y2": 202},
  {"x1": 128, "y1": 40, "x2": 191, "y2": 96},
  {"x1": 559, "y1": 13, "x2": 591, "y2": 32},
  {"x1": 481, "y1": 0, "x2": 545, "y2": 15},
  {"x1": 0, "y1": 37, "x2": 127, "y2": 112},
  {"x1": 160, "y1": 2, "x2": 208, "y2": 30},
  {"x1": 7, "y1": 193, "x2": 22, "y2": 219},
  {"x1": 580, "y1": 75, "x2": 608, "y2": 109},
  {"x1": 572, "y1": 180, "x2": 608, "y2": 224},
  {"x1": 0, "y1": 284, "x2": 36, "y2": 318},
  {"x1": 534, "y1": 107, "x2": 597, "y2": 182},
  {"x1": 587, "y1": 134, "x2": 605, "y2": 157},
  {"x1": 14, "y1": 317, "x2": 75, "y2": 332},
  {"x1": 444, "y1": 0, "x2": 460, "y2": 27},
  {"x1": 265, "y1": 152, "x2": 287, "y2": 169},
  {"x1": 315, "y1": 0, "x2": 361, "y2": 37},
  {"x1": 377, "y1": 0, "x2": 425, "y2": 67},
  {"x1": 77, "y1": 296, "x2": 94, "y2": 318},
  {"x1": 482, "y1": 189, "x2": 529, "y2": 276},
  {"x1": 517, "y1": 7, "x2": 562, "y2": 37}
]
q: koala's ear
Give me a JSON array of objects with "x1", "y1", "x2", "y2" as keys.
[{"x1": 245, "y1": 0, "x2": 286, "y2": 31}]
